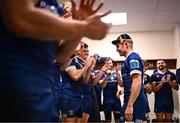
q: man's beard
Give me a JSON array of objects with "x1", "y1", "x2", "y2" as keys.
[{"x1": 159, "y1": 66, "x2": 165, "y2": 70}]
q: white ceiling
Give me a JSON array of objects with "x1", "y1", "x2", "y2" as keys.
[{"x1": 98, "y1": 0, "x2": 180, "y2": 33}]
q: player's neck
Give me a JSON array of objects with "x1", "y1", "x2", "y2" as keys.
[
  {"x1": 158, "y1": 69, "x2": 167, "y2": 74},
  {"x1": 77, "y1": 55, "x2": 86, "y2": 62},
  {"x1": 125, "y1": 50, "x2": 133, "y2": 58}
]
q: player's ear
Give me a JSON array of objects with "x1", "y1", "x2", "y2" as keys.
[{"x1": 124, "y1": 42, "x2": 128, "y2": 48}]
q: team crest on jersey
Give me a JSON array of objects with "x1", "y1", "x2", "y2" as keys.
[{"x1": 130, "y1": 60, "x2": 139, "y2": 69}]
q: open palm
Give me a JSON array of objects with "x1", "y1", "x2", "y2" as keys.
[{"x1": 71, "y1": 0, "x2": 104, "y2": 20}]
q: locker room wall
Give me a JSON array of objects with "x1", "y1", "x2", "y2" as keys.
[{"x1": 83, "y1": 31, "x2": 176, "y2": 61}]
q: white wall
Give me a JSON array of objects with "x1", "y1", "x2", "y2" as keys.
[
  {"x1": 174, "y1": 24, "x2": 180, "y2": 117},
  {"x1": 174, "y1": 24, "x2": 180, "y2": 68},
  {"x1": 83, "y1": 31, "x2": 176, "y2": 61}
]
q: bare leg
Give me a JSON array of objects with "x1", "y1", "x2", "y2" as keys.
[
  {"x1": 62, "y1": 117, "x2": 75, "y2": 123},
  {"x1": 165, "y1": 112, "x2": 173, "y2": 122},
  {"x1": 156, "y1": 112, "x2": 164, "y2": 122},
  {"x1": 81, "y1": 113, "x2": 90, "y2": 123}
]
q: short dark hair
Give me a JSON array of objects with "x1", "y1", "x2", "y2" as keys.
[
  {"x1": 157, "y1": 59, "x2": 166, "y2": 63},
  {"x1": 105, "y1": 57, "x2": 112, "y2": 61},
  {"x1": 143, "y1": 60, "x2": 149, "y2": 66}
]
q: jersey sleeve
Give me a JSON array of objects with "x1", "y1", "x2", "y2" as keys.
[
  {"x1": 170, "y1": 72, "x2": 176, "y2": 81},
  {"x1": 176, "y1": 69, "x2": 180, "y2": 84},
  {"x1": 144, "y1": 74, "x2": 151, "y2": 85},
  {"x1": 65, "y1": 58, "x2": 77, "y2": 72},
  {"x1": 151, "y1": 74, "x2": 156, "y2": 84},
  {"x1": 100, "y1": 72, "x2": 106, "y2": 81},
  {"x1": 127, "y1": 55, "x2": 143, "y2": 76}
]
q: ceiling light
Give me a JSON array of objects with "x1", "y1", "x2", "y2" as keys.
[{"x1": 101, "y1": 13, "x2": 127, "y2": 25}]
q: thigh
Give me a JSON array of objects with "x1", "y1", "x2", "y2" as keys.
[
  {"x1": 81, "y1": 113, "x2": 90, "y2": 123},
  {"x1": 156, "y1": 112, "x2": 165, "y2": 122},
  {"x1": 113, "y1": 99, "x2": 121, "y2": 120},
  {"x1": 165, "y1": 98, "x2": 174, "y2": 113},
  {"x1": 88, "y1": 93, "x2": 100, "y2": 122},
  {"x1": 75, "y1": 117, "x2": 81, "y2": 123},
  {"x1": 165, "y1": 112, "x2": 173, "y2": 122},
  {"x1": 62, "y1": 117, "x2": 75, "y2": 122},
  {"x1": 61, "y1": 93, "x2": 83, "y2": 118},
  {"x1": 103, "y1": 100, "x2": 113, "y2": 121},
  {"x1": 83, "y1": 94, "x2": 93, "y2": 115},
  {"x1": 155, "y1": 98, "x2": 166, "y2": 113},
  {"x1": 133, "y1": 105, "x2": 147, "y2": 121},
  {"x1": 113, "y1": 98, "x2": 121, "y2": 112}
]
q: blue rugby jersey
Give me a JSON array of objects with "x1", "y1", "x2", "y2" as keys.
[
  {"x1": 121, "y1": 52, "x2": 146, "y2": 104},
  {"x1": 144, "y1": 73, "x2": 151, "y2": 85},
  {"x1": 0, "y1": 0, "x2": 64, "y2": 92},
  {"x1": 144, "y1": 73, "x2": 151, "y2": 93},
  {"x1": 0, "y1": 0, "x2": 64, "y2": 121},
  {"x1": 151, "y1": 70, "x2": 176, "y2": 98},
  {"x1": 101, "y1": 72, "x2": 119, "y2": 98},
  {"x1": 52, "y1": 61, "x2": 63, "y2": 106},
  {"x1": 61, "y1": 57, "x2": 84, "y2": 98},
  {"x1": 76, "y1": 57, "x2": 94, "y2": 94}
]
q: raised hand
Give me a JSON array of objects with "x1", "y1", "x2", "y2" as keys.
[
  {"x1": 114, "y1": 66, "x2": 119, "y2": 73},
  {"x1": 71, "y1": 0, "x2": 104, "y2": 20},
  {"x1": 85, "y1": 56, "x2": 94, "y2": 67},
  {"x1": 101, "y1": 65, "x2": 108, "y2": 72},
  {"x1": 160, "y1": 76, "x2": 166, "y2": 83},
  {"x1": 84, "y1": 10, "x2": 112, "y2": 40},
  {"x1": 116, "y1": 90, "x2": 120, "y2": 99}
]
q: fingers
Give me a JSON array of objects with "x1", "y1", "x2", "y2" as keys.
[
  {"x1": 106, "y1": 23, "x2": 112, "y2": 31},
  {"x1": 80, "y1": 0, "x2": 86, "y2": 7},
  {"x1": 86, "y1": 0, "x2": 92, "y2": 6},
  {"x1": 129, "y1": 114, "x2": 133, "y2": 121},
  {"x1": 71, "y1": 0, "x2": 77, "y2": 10},
  {"x1": 89, "y1": 0, "x2": 95, "y2": 7},
  {"x1": 93, "y1": 1, "x2": 104, "y2": 13},
  {"x1": 97, "y1": 9, "x2": 111, "y2": 18},
  {"x1": 125, "y1": 113, "x2": 133, "y2": 121},
  {"x1": 162, "y1": 76, "x2": 166, "y2": 81},
  {"x1": 125, "y1": 107, "x2": 133, "y2": 121}
]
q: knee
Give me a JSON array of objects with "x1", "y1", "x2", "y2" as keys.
[{"x1": 156, "y1": 113, "x2": 164, "y2": 122}]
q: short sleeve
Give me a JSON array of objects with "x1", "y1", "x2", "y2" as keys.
[
  {"x1": 151, "y1": 74, "x2": 156, "y2": 84},
  {"x1": 170, "y1": 72, "x2": 176, "y2": 81},
  {"x1": 65, "y1": 59, "x2": 77, "y2": 72},
  {"x1": 128, "y1": 56, "x2": 142, "y2": 76}
]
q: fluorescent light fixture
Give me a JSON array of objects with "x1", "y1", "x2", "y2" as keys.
[{"x1": 101, "y1": 13, "x2": 127, "y2": 25}]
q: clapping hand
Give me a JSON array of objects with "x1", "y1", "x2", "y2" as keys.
[{"x1": 71, "y1": 0, "x2": 104, "y2": 20}]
